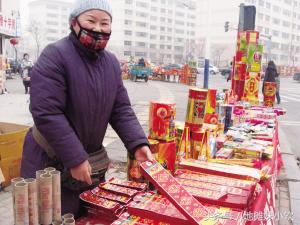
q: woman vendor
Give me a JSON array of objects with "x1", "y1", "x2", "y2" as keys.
[{"x1": 21, "y1": 0, "x2": 153, "y2": 217}]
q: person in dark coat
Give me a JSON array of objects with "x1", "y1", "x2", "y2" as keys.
[
  {"x1": 262, "y1": 61, "x2": 280, "y2": 103},
  {"x1": 21, "y1": 0, "x2": 153, "y2": 217}
]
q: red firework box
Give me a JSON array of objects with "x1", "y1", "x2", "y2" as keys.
[
  {"x1": 242, "y1": 72, "x2": 260, "y2": 105},
  {"x1": 263, "y1": 82, "x2": 277, "y2": 107},
  {"x1": 157, "y1": 141, "x2": 176, "y2": 173},
  {"x1": 128, "y1": 192, "x2": 188, "y2": 225},
  {"x1": 128, "y1": 192, "x2": 245, "y2": 225},
  {"x1": 79, "y1": 191, "x2": 123, "y2": 216},
  {"x1": 178, "y1": 159, "x2": 261, "y2": 181},
  {"x1": 174, "y1": 169, "x2": 256, "y2": 191},
  {"x1": 91, "y1": 186, "x2": 131, "y2": 204},
  {"x1": 139, "y1": 160, "x2": 209, "y2": 225},
  {"x1": 185, "y1": 88, "x2": 208, "y2": 132},
  {"x1": 149, "y1": 101, "x2": 176, "y2": 142},
  {"x1": 205, "y1": 89, "x2": 217, "y2": 114},
  {"x1": 183, "y1": 185, "x2": 250, "y2": 210},
  {"x1": 99, "y1": 183, "x2": 139, "y2": 197},
  {"x1": 191, "y1": 129, "x2": 206, "y2": 159},
  {"x1": 108, "y1": 177, "x2": 147, "y2": 191},
  {"x1": 216, "y1": 135, "x2": 227, "y2": 151},
  {"x1": 204, "y1": 113, "x2": 219, "y2": 125}
]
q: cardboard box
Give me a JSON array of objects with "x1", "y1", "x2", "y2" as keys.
[{"x1": 0, "y1": 122, "x2": 29, "y2": 187}]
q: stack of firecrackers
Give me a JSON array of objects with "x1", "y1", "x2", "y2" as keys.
[
  {"x1": 11, "y1": 167, "x2": 77, "y2": 225},
  {"x1": 180, "y1": 63, "x2": 197, "y2": 86},
  {"x1": 233, "y1": 31, "x2": 263, "y2": 105}
]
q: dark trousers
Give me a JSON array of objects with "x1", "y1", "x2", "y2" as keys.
[
  {"x1": 276, "y1": 91, "x2": 281, "y2": 104},
  {"x1": 23, "y1": 80, "x2": 31, "y2": 94}
]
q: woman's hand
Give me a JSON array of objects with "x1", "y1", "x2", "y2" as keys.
[
  {"x1": 134, "y1": 145, "x2": 154, "y2": 164},
  {"x1": 70, "y1": 160, "x2": 92, "y2": 185}
]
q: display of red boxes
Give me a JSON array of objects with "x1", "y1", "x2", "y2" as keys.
[
  {"x1": 111, "y1": 212, "x2": 169, "y2": 225},
  {"x1": 140, "y1": 160, "x2": 208, "y2": 225},
  {"x1": 149, "y1": 101, "x2": 176, "y2": 141}
]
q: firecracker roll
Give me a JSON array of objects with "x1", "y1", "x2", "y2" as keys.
[
  {"x1": 149, "y1": 101, "x2": 176, "y2": 141},
  {"x1": 35, "y1": 170, "x2": 46, "y2": 224},
  {"x1": 157, "y1": 141, "x2": 176, "y2": 173},
  {"x1": 263, "y1": 82, "x2": 276, "y2": 107},
  {"x1": 185, "y1": 88, "x2": 208, "y2": 131},
  {"x1": 39, "y1": 173, "x2": 53, "y2": 225},
  {"x1": 25, "y1": 178, "x2": 39, "y2": 225},
  {"x1": 191, "y1": 129, "x2": 205, "y2": 159},
  {"x1": 63, "y1": 218, "x2": 75, "y2": 225},
  {"x1": 11, "y1": 177, "x2": 25, "y2": 224},
  {"x1": 44, "y1": 167, "x2": 56, "y2": 174},
  {"x1": 14, "y1": 181, "x2": 29, "y2": 225},
  {"x1": 50, "y1": 170, "x2": 61, "y2": 222}
]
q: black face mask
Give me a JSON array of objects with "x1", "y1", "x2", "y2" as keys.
[{"x1": 75, "y1": 19, "x2": 111, "y2": 51}]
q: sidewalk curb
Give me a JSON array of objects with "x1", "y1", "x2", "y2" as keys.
[{"x1": 279, "y1": 127, "x2": 300, "y2": 224}]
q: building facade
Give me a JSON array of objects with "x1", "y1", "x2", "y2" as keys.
[
  {"x1": 196, "y1": 0, "x2": 300, "y2": 67},
  {"x1": 108, "y1": 0, "x2": 197, "y2": 64},
  {"x1": 26, "y1": 0, "x2": 72, "y2": 58},
  {"x1": 245, "y1": 0, "x2": 300, "y2": 66}
]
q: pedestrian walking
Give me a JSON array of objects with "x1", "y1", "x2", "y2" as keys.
[
  {"x1": 21, "y1": 0, "x2": 153, "y2": 218},
  {"x1": 21, "y1": 53, "x2": 33, "y2": 94},
  {"x1": 275, "y1": 72, "x2": 281, "y2": 104}
]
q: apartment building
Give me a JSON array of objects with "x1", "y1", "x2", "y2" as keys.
[
  {"x1": 246, "y1": 0, "x2": 300, "y2": 66},
  {"x1": 28, "y1": 0, "x2": 72, "y2": 46},
  {"x1": 196, "y1": 0, "x2": 300, "y2": 66},
  {"x1": 108, "y1": 0, "x2": 197, "y2": 64}
]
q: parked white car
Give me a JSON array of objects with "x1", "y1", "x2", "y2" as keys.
[{"x1": 197, "y1": 64, "x2": 219, "y2": 75}]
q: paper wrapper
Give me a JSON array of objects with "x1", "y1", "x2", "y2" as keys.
[
  {"x1": 35, "y1": 169, "x2": 46, "y2": 224},
  {"x1": 44, "y1": 167, "x2": 56, "y2": 174},
  {"x1": 50, "y1": 170, "x2": 61, "y2": 222},
  {"x1": 149, "y1": 101, "x2": 176, "y2": 141},
  {"x1": 11, "y1": 177, "x2": 25, "y2": 224},
  {"x1": 25, "y1": 178, "x2": 39, "y2": 225},
  {"x1": 14, "y1": 181, "x2": 29, "y2": 225},
  {"x1": 242, "y1": 72, "x2": 260, "y2": 105},
  {"x1": 185, "y1": 88, "x2": 208, "y2": 131},
  {"x1": 108, "y1": 177, "x2": 147, "y2": 191},
  {"x1": 216, "y1": 148, "x2": 234, "y2": 159},
  {"x1": 178, "y1": 159, "x2": 261, "y2": 181},
  {"x1": 39, "y1": 173, "x2": 53, "y2": 225},
  {"x1": 205, "y1": 89, "x2": 217, "y2": 114},
  {"x1": 247, "y1": 44, "x2": 263, "y2": 73},
  {"x1": 63, "y1": 218, "x2": 75, "y2": 225},
  {"x1": 263, "y1": 82, "x2": 276, "y2": 107},
  {"x1": 140, "y1": 160, "x2": 208, "y2": 225},
  {"x1": 157, "y1": 141, "x2": 176, "y2": 173},
  {"x1": 128, "y1": 192, "x2": 188, "y2": 225}
]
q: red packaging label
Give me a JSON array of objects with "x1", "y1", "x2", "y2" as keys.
[
  {"x1": 91, "y1": 187, "x2": 131, "y2": 204},
  {"x1": 108, "y1": 177, "x2": 147, "y2": 191},
  {"x1": 99, "y1": 183, "x2": 138, "y2": 197}
]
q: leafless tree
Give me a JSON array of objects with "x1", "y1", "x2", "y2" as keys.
[
  {"x1": 211, "y1": 44, "x2": 227, "y2": 67},
  {"x1": 28, "y1": 20, "x2": 44, "y2": 59}
]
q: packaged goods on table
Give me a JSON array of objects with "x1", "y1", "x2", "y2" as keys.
[
  {"x1": 263, "y1": 82, "x2": 277, "y2": 107},
  {"x1": 149, "y1": 101, "x2": 176, "y2": 141},
  {"x1": 178, "y1": 159, "x2": 261, "y2": 181},
  {"x1": 185, "y1": 88, "x2": 208, "y2": 131},
  {"x1": 140, "y1": 160, "x2": 209, "y2": 225}
]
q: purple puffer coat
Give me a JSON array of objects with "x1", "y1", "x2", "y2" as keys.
[{"x1": 21, "y1": 33, "x2": 148, "y2": 215}]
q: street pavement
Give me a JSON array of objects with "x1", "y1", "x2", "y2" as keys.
[{"x1": 0, "y1": 74, "x2": 299, "y2": 224}]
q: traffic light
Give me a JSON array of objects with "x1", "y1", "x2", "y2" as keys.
[
  {"x1": 224, "y1": 21, "x2": 229, "y2": 32},
  {"x1": 238, "y1": 4, "x2": 256, "y2": 31}
]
